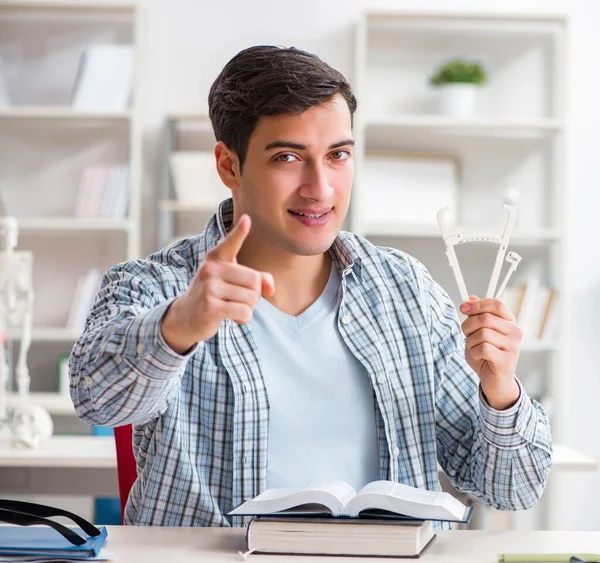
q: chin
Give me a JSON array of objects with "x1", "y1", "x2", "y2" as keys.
[{"x1": 281, "y1": 234, "x2": 338, "y2": 256}]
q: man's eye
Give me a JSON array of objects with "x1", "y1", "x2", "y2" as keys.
[
  {"x1": 330, "y1": 150, "x2": 350, "y2": 161},
  {"x1": 275, "y1": 154, "x2": 298, "y2": 163}
]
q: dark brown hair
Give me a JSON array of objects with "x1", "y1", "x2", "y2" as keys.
[{"x1": 208, "y1": 45, "x2": 357, "y2": 171}]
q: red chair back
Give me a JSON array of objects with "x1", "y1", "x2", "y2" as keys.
[{"x1": 113, "y1": 424, "x2": 137, "y2": 522}]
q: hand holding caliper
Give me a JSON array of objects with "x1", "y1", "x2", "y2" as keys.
[{"x1": 437, "y1": 205, "x2": 522, "y2": 410}]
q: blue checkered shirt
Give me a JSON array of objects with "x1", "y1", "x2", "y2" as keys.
[{"x1": 69, "y1": 199, "x2": 553, "y2": 529}]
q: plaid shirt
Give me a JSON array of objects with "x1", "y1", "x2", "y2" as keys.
[{"x1": 70, "y1": 199, "x2": 553, "y2": 529}]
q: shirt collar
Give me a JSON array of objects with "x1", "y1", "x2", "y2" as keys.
[{"x1": 215, "y1": 198, "x2": 362, "y2": 279}]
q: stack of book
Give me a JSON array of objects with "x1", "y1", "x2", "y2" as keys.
[
  {"x1": 0, "y1": 55, "x2": 10, "y2": 107},
  {"x1": 0, "y1": 527, "x2": 113, "y2": 561},
  {"x1": 503, "y1": 281, "x2": 557, "y2": 342},
  {"x1": 230, "y1": 479, "x2": 472, "y2": 558},
  {"x1": 0, "y1": 499, "x2": 113, "y2": 561},
  {"x1": 74, "y1": 165, "x2": 130, "y2": 219}
]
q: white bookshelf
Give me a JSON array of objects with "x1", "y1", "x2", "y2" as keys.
[
  {"x1": 365, "y1": 115, "x2": 563, "y2": 138},
  {"x1": 157, "y1": 113, "x2": 220, "y2": 249},
  {"x1": 360, "y1": 223, "x2": 561, "y2": 242},
  {"x1": 0, "y1": 1, "x2": 143, "y2": 402},
  {"x1": 9, "y1": 327, "x2": 82, "y2": 342},
  {"x1": 17, "y1": 217, "x2": 132, "y2": 231},
  {"x1": 353, "y1": 10, "x2": 576, "y2": 529}
]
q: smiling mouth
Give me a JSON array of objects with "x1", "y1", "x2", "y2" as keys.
[{"x1": 289, "y1": 210, "x2": 328, "y2": 218}]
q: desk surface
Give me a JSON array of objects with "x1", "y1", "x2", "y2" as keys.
[
  {"x1": 102, "y1": 528, "x2": 600, "y2": 562},
  {"x1": 0, "y1": 437, "x2": 596, "y2": 471}
]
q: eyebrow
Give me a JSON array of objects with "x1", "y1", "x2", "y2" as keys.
[{"x1": 264, "y1": 139, "x2": 355, "y2": 151}]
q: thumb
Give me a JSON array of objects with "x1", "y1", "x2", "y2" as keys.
[{"x1": 212, "y1": 214, "x2": 251, "y2": 262}]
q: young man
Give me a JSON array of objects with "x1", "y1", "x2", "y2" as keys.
[{"x1": 70, "y1": 46, "x2": 552, "y2": 528}]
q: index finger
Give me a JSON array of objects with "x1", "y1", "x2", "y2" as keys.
[
  {"x1": 210, "y1": 214, "x2": 251, "y2": 262},
  {"x1": 459, "y1": 298, "x2": 515, "y2": 321}
]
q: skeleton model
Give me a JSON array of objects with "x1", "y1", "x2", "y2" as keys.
[{"x1": 0, "y1": 217, "x2": 52, "y2": 449}]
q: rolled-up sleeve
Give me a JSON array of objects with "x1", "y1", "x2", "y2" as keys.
[
  {"x1": 419, "y1": 262, "x2": 553, "y2": 510},
  {"x1": 69, "y1": 261, "x2": 197, "y2": 427}
]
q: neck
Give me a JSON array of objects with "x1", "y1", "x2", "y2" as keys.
[{"x1": 236, "y1": 234, "x2": 333, "y2": 317}]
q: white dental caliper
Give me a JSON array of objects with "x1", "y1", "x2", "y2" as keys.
[{"x1": 437, "y1": 204, "x2": 522, "y2": 303}]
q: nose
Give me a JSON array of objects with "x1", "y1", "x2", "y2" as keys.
[{"x1": 298, "y1": 161, "x2": 334, "y2": 202}]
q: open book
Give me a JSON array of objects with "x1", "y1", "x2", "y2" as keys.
[{"x1": 229, "y1": 480, "x2": 472, "y2": 523}]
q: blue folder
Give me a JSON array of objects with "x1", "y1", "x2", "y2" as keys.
[{"x1": 0, "y1": 525, "x2": 107, "y2": 559}]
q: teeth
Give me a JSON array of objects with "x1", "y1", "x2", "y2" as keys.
[{"x1": 293, "y1": 211, "x2": 326, "y2": 218}]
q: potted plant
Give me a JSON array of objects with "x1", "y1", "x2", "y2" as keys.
[{"x1": 429, "y1": 58, "x2": 487, "y2": 118}]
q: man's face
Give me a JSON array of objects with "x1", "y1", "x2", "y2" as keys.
[{"x1": 231, "y1": 94, "x2": 354, "y2": 257}]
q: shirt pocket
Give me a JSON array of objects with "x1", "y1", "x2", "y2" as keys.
[{"x1": 178, "y1": 361, "x2": 234, "y2": 456}]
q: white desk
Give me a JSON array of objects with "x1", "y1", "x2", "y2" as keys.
[
  {"x1": 0, "y1": 437, "x2": 595, "y2": 499},
  {"x1": 97, "y1": 527, "x2": 600, "y2": 562}
]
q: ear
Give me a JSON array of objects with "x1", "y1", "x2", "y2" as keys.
[{"x1": 214, "y1": 141, "x2": 240, "y2": 191}]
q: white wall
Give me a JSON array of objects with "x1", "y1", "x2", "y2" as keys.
[{"x1": 125, "y1": 0, "x2": 599, "y2": 529}]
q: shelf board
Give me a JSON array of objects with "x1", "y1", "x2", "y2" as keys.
[
  {"x1": 167, "y1": 113, "x2": 210, "y2": 122},
  {"x1": 6, "y1": 392, "x2": 75, "y2": 416},
  {"x1": 0, "y1": 1, "x2": 137, "y2": 13},
  {"x1": 362, "y1": 223, "x2": 561, "y2": 243},
  {"x1": 32, "y1": 328, "x2": 81, "y2": 342},
  {"x1": 365, "y1": 10, "x2": 567, "y2": 22},
  {"x1": 553, "y1": 444, "x2": 598, "y2": 471},
  {"x1": 18, "y1": 217, "x2": 131, "y2": 232},
  {"x1": 158, "y1": 200, "x2": 215, "y2": 212},
  {"x1": 8, "y1": 327, "x2": 81, "y2": 342},
  {"x1": 0, "y1": 106, "x2": 131, "y2": 121},
  {"x1": 365, "y1": 12, "x2": 565, "y2": 35},
  {"x1": 364, "y1": 115, "x2": 563, "y2": 139}
]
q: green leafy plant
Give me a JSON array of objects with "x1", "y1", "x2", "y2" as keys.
[{"x1": 429, "y1": 59, "x2": 488, "y2": 87}]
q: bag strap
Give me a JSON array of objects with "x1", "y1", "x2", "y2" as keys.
[{"x1": 0, "y1": 499, "x2": 102, "y2": 546}]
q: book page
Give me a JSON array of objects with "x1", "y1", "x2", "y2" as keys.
[
  {"x1": 301, "y1": 480, "x2": 357, "y2": 509},
  {"x1": 347, "y1": 480, "x2": 468, "y2": 521},
  {"x1": 254, "y1": 488, "x2": 298, "y2": 502},
  {"x1": 228, "y1": 480, "x2": 356, "y2": 516},
  {"x1": 357, "y1": 481, "x2": 443, "y2": 504}
]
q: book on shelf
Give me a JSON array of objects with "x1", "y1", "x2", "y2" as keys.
[
  {"x1": 245, "y1": 517, "x2": 435, "y2": 558},
  {"x1": 229, "y1": 479, "x2": 472, "y2": 523},
  {"x1": 66, "y1": 269, "x2": 103, "y2": 332},
  {"x1": 0, "y1": 55, "x2": 10, "y2": 108},
  {"x1": 70, "y1": 44, "x2": 134, "y2": 111},
  {"x1": 503, "y1": 280, "x2": 558, "y2": 342},
  {"x1": 74, "y1": 165, "x2": 130, "y2": 219},
  {"x1": 169, "y1": 151, "x2": 231, "y2": 208}
]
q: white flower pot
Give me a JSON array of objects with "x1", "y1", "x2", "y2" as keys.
[{"x1": 438, "y1": 83, "x2": 478, "y2": 118}]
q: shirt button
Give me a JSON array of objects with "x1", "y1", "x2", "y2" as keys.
[
  {"x1": 243, "y1": 383, "x2": 249, "y2": 394},
  {"x1": 136, "y1": 343, "x2": 144, "y2": 355},
  {"x1": 377, "y1": 374, "x2": 386, "y2": 384},
  {"x1": 341, "y1": 315, "x2": 351, "y2": 325},
  {"x1": 243, "y1": 456, "x2": 249, "y2": 468},
  {"x1": 392, "y1": 446, "x2": 400, "y2": 457}
]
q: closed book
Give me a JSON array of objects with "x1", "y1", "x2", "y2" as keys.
[
  {"x1": 246, "y1": 517, "x2": 435, "y2": 558},
  {"x1": 0, "y1": 525, "x2": 107, "y2": 559}
]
